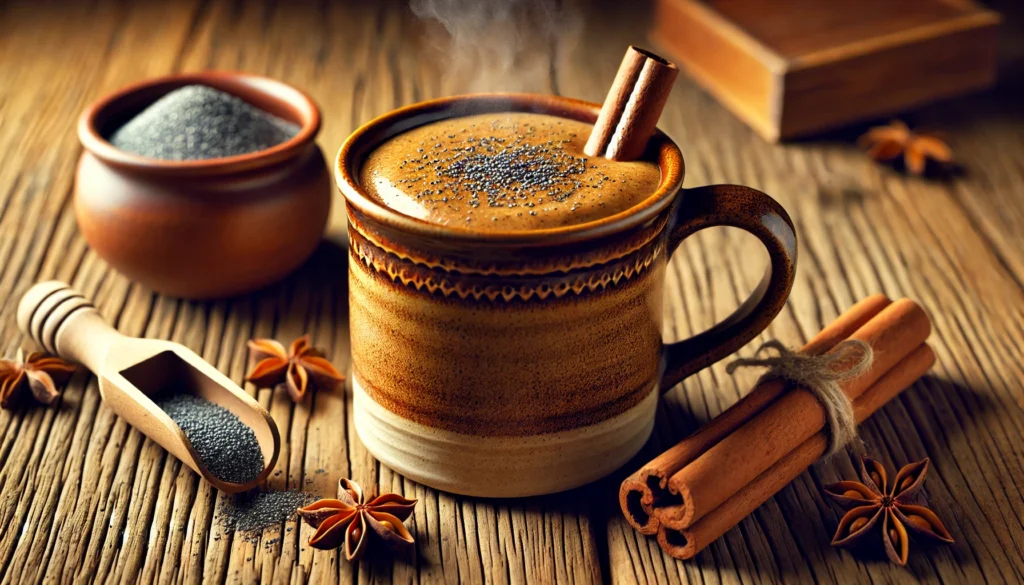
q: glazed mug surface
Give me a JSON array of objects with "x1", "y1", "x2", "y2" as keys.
[{"x1": 336, "y1": 94, "x2": 797, "y2": 497}]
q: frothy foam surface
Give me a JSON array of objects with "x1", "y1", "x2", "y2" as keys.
[{"x1": 359, "y1": 113, "x2": 662, "y2": 231}]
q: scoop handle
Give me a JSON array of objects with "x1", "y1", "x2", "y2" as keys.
[{"x1": 17, "y1": 281, "x2": 125, "y2": 374}]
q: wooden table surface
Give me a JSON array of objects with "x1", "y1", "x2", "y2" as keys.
[{"x1": 3, "y1": 0, "x2": 1024, "y2": 583}]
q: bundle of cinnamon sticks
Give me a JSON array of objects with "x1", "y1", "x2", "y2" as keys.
[{"x1": 620, "y1": 294, "x2": 935, "y2": 559}]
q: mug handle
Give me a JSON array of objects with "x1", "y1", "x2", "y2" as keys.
[{"x1": 660, "y1": 184, "x2": 797, "y2": 391}]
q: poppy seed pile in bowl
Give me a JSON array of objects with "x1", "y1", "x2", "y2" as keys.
[{"x1": 108, "y1": 84, "x2": 300, "y2": 161}]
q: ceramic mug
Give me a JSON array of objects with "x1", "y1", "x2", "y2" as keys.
[{"x1": 336, "y1": 94, "x2": 797, "y2": 497}]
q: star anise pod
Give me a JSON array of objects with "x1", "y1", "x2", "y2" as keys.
[
  {"x1": 297, "y1": 478, "x2": 417, "y2": 560},
  {"x1": 0, "y1": 349, "x2": 77, "y2": 409},
  {"x1": 246, "y1": 334, "x2": 343, "y2": 402},
  {"x1": 824, "y1": 456, "x2": 953, "y2": 565},
  {"x1": 858, "y1": 120, "x2": 953, "y2": 176}
]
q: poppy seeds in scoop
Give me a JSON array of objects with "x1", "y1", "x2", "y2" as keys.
[{"x1": 156, "y1": 393, "x2": 265, "y2": 484}]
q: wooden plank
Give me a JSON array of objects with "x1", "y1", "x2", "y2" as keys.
[{"x1": 1, "y1": 0, "x2": 1023, "y2": 584}]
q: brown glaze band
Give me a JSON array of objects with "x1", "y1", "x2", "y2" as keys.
[
  {"x1": 352, "y1": 368, "x2": 657, "y2": 437},
  {"x1": 348, "y1": 252, "x2": 664, "y2": 436}
]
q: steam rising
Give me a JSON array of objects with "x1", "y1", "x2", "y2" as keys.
[{"x1": 411, "y1": 0, "x2": 581, "y2": 93}]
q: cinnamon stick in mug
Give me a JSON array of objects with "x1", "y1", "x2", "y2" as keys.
[
  {"x1": 654, "y1": 299, "x2": 931, "y2": 530},
  {"x1": 619, "y1": 294, "x2": 892, "y2": 534},
  {"x1": 585, "y1": 46, "x2": 679, "y2": 161},
  {"x1": 656, "y1": 343, "x2": 936, "y2": 559}
]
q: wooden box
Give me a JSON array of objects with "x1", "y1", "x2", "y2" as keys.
[{"x1": 652, "y1": 0, "x2": 1001, "y2": 142}]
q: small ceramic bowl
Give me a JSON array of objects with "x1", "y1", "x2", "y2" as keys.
[{"x1": 76, "y1": 71, "x2": 331, "y2": 299}]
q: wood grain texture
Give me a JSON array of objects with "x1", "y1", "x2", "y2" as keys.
[{"x1": 1, "y1": 0, "x2": 1023, "y2": 583}]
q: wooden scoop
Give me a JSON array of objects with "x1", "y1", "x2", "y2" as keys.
[{"x1": 17, "y1": 281, "x2": 280, "y2": 493}]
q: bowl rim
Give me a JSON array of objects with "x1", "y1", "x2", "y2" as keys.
[
  {"x1": 78, "y1": 71, "x2": 321, "y2": 177},
  {"x1": 335, "y1": 93, "x2": 685, "y2": 245}
]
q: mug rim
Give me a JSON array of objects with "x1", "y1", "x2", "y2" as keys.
[{"x1": 335, "y1": 93, "x2": 685, "y2": 245}]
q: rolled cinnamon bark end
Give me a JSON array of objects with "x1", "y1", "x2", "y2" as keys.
[
  {"x1": 620, "y1": 467, "x2": 687, "y2": 534},
  {"x1": 585, "y1": 46, "x2": 679, "y2": 161},
  {"x1": 619, "y1": 476, "x2": 661, "y2": 534},
  {"x1": 656, "y1": 522, "x2": 698, "y2": 561},
  {"x1": 651, "y1": 484, "x2": 694, "y2": 530}
]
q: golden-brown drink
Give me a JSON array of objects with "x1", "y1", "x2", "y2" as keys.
[{"x1": 360, "y1": 113, "x2": 661, "y2": 231}]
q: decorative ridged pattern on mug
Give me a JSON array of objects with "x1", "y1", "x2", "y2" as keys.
[
  {"x1": 347, "y1": 210, "x2": 668, "y2": 277},
  {"x1": 349, "y1": 229, "x2": 664, "y2": 302}
]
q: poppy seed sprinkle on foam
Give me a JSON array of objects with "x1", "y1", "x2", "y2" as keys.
[
  {"x1": 109, "y1": 84, "x2": 300, "y2": 161},
  {"x1": 391, "y1": 119, "x2": 594, "y2": 212},
  {"x1": 156, "y1": 393, "x2": 265, "y2": 484}
]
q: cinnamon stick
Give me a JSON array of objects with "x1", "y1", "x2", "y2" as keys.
[
  {"x1": 655, "y1": 299, "x2": 931, "y2": 530},
  {"x1": 656, "y1": 343, "x2": 936, "y2": 559},
  {"x1": 619, "y1": 294, "x2": 892, "y2": 534},
  {"x1": 585, "y1": 46, "x2": 679, "y2": 161}
]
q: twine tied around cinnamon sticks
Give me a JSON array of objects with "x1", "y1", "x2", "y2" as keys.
[
  {"x1": 617, "y1": 295, "x2": 935, "y2": 560},
  {"x1": 726, "y1": 339, "x2": 874, "y2": 455}
]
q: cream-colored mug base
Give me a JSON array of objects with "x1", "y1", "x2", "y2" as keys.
[{"x1": 352, "y1": 375, "x2": 658, "y2": 497}]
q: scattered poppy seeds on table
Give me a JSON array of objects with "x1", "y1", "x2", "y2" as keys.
[
  {"x1": 156, "y1": 393, "x2": 265, "y2": 484},
  {"x1": 217, "y1": 490, "x2": 316, "y2": 541},
  {"x1": 109, "y1": 84, "x2": 300, "y2": 161}
]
